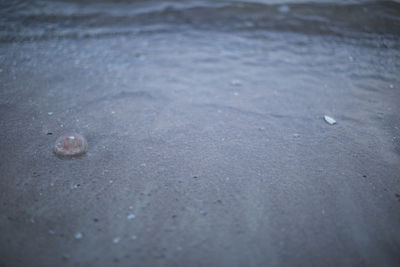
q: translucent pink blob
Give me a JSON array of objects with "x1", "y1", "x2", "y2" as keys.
[{"x1": 54, "y1": 133, "x2": 87, "y2": 157}]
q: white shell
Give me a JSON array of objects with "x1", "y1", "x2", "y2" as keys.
[{"x1": 324, "y1": 115, "x2": 336, "y2": 125}]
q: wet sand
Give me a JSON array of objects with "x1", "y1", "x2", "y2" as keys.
[{"x1": 0, "y1": 1, "x2": 400, "y2": 266}]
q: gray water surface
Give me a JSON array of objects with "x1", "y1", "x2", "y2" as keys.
[{"x1": 0, "y1": 0, "x2": 400, "y2": 266}]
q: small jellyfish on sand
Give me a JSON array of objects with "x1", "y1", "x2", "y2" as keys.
[{"x1": 54, "y1": 133, "x2": 87, "y2": 157}]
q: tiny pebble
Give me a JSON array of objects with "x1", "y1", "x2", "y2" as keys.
[
  {"x1": 113, "y1": 237, "x2": 120, "y2": 244},
  {"x1": 131, "y1": 235, "x2": 137, "y2": 240},
  {"x1": 127, "y1": 213, "x2": 136, "y2": 220},
  {"x1": 70, "y1": 184, "x2": 80, "y2": 189},
  {"x1": 278, "y1": 5, "x2": 290, "y2": 13},
  {"x1": 48, "y1": 229, "x2": 56, "y2": 235},
  {"x1": 230, "y1": 80, "x2": 242, "y2": 86},
  {"x1": 48, "y1": 112, "x2": 53, "y2": 115},
  {"x1": 74, "y1": 232, "x2": 83, "y2": 239}
]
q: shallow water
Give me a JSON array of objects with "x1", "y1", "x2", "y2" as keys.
[
  {"x1": 1, "y1": 0, "x2": 400, "y2": 42},
  {"x1": 0, "y1": 0, "x2": 400, "y2": 266}
]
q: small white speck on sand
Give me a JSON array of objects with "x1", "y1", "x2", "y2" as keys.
[
  {"x1": 230, "y1": 80, "x2": 242, "y2": 86},
  {"x1": 131, "y1": 235, "x2": 137, "y2": 240},
  {"x1": 127, "y1": 213, "x2": 136, "y2": 220},
  {"x1": 70, "y1": 184, "x2": 79, "y2": 190},
  {"x1": 48, "y1": 229, "x2": 56, "y2": 235},
  {"x1": 113, "y1": 237, "x2": 121, "y2": 244},
  {"x1": 48, "y1": 112, "x2": 53, "y2": 115},
  {"x1": 278, "y1": 5, "x2": 290, "y2": 13},
  {"x1": 74, "y1": 232, "x2": 83, "y2": 239}
]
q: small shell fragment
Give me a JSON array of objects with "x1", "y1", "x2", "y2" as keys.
[{"x1": 324, "y1": 115, "x2": 336, "y2": 125}]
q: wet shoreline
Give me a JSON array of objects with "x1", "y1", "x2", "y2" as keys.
[{"x1": 1, "y1": 1, "x2": 400, "y2": 266}]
